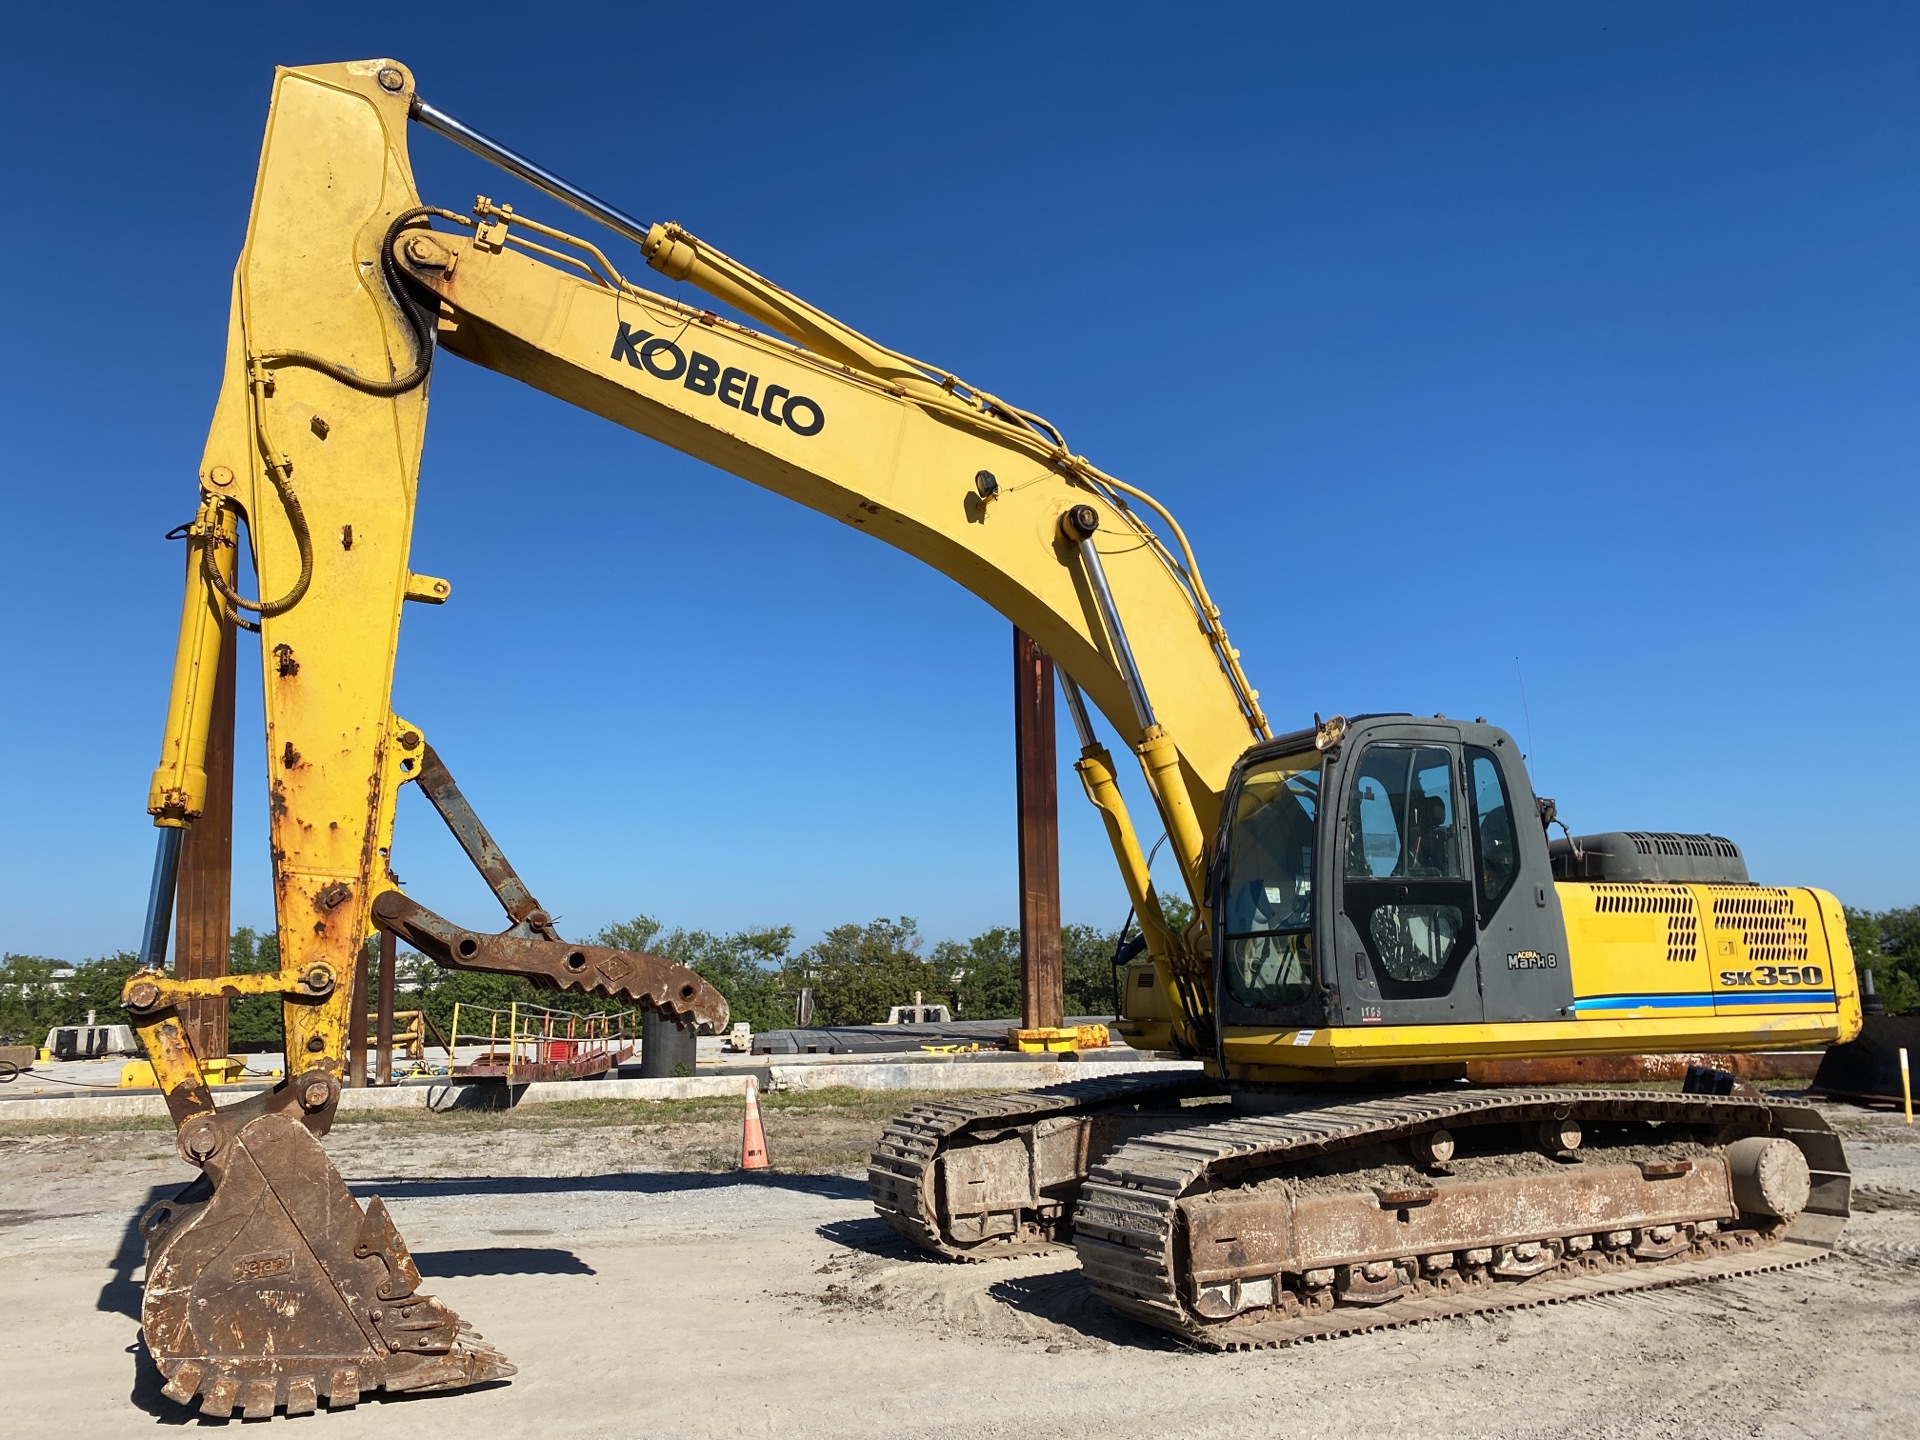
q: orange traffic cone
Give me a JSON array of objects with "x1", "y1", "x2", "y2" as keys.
[{"x1": 739, "y1": 1076, "x2": 769, "y2": 1170}]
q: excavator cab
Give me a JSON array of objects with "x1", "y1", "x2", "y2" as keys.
[{"x1": 1212, "y1": 716, "x2": 1572, "y2": 1034}]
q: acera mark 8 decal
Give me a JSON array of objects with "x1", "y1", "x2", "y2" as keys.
[
  {"x1": 1507, "y1": 950, "x2": 1559, "y2": 971},
  {"x1": 611, "y1": 322, "x2": 825, "y2": 436},
  {"x1": 1718, "y1": 964, "x2": 1827, "y2": 988}
]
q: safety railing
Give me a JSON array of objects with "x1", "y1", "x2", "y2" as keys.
[{"x1": 448, "y1": 1001, "x2": 638, "y2": 1083}]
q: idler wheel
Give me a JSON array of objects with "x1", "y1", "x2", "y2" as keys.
[{"x1": 1726, "y1": 1136, "x2": 1811, "y2": 1219}]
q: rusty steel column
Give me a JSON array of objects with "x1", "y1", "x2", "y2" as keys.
[
  {"x1": 1014, "y1": 626, "x2": 1064, "y2": 1030},
  {"x1": 172, "y1": 610, "x2": 235, "y2": 1062},
  {"x1": 376, "y1": 930, "x2": 397, "y2": 1085},
  {"x1": 349, "y1": 940, "x2": 369, "y2": 1087}
]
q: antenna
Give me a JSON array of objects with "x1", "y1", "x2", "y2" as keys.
[{"x1": 1515, "y1": 657, "x2": 1538, "y2": 785}]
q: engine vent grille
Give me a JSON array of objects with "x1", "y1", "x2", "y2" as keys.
[
  {"x1": 1668, "y1": 909, "x2": 1699, "y2": 965},
  {"x1": 1708, "y1": 888, "x2": 1809, "y2": 964},
  {"x1": 1626, "y1": 831, "x2": 1743, "y2": 860},
  {"x1": 1588, "y1": 884, "x2": 1700, "y2": 964},
  {"x1": 1591, "y1": 884, "x2": 1694, "y2": 916}
]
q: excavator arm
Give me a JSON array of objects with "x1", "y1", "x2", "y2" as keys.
[{"x1": 120, "y1": 59, "x2": 1272, "y2": 1415}]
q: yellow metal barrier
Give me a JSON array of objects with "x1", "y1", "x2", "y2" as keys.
[
  {"x1": 120, "y1": 1055, "x2": 246, "y2": 1089},
  {"x1": 1008, "y1": 1023, "x2": 1111, "y2": 1054}
]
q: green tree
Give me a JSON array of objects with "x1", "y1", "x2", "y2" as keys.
[
  {"x1": 787, "y1": 917, "x2": 938, "y2": 1026},
  {"x1": 589, "y1": 916, "x2": 795, "y2": 1033},
  {"x1": 926, "y1": 922, "x2": 1132, "y2": 1022},
  {"x1": 62, "y1": 951, "x2": 144, "y2": 1025},
  {"x1": 1, "y1": 950, "x2": 166, "y2": 1045},
  {"x1": 1847, "y1": 906, "x2": 1920, "y2": 1014},
  {"x1": 931, "y1": 926, "x2": 1020, "y2": 1019},
  {"x1": 1158, "y1": 893, "x2": 1194, "y2": 937},
  {"x1": 0, "y1": 954, "x2": 68, "y2": 1044},
  {"x1": 405, "y1": 957, "x2": 543, "y2": 1044},
  {"x1": 225, "y1": 926, "x2": 285, "y2": 1049},
  {"x1": 1063, "y1": 922, "x2": 1128, "y2": 1017}
]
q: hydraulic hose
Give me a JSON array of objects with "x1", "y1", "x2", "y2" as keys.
[
  {"x1": 255, "y1": 206, "x2": 441, "y2": 395},
  {"x1": 208, "y1": 207, "x2": 443, "y2": 619}
]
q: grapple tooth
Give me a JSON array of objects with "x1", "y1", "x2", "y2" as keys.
[
  {"x1": 199, "y1": 1374, "x2": 239, "y2": 1418},
  {"x1": 286, "y1": 1377, "x2": 318, "y2": 1416},
  {"x1": 242, "y1": 1379, "x2": 278, "y2": 1419}
]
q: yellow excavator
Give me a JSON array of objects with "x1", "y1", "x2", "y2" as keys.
[{"x1": 123, "y1": 59, "x2": 1858, "y2": 1418}]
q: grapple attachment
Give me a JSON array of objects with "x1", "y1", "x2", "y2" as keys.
[
  {"x1": 371, "y1": 889, "x2": 730, "y2": 1032},
  {"x1": 142, "y1": 1103, "x2": 512, "y2": 1418}
]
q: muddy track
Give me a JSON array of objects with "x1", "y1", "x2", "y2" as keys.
[
  {"x1": 868, "y1": 1071, "x2": 1218, "y2": 1260},
  {"x1": 1073, "y1": 1088, "x2": 1850, "y2": 1349}
]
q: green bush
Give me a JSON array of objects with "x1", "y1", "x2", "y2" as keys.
[
  {"x1": 0, "y1": 950, "x2": 143, "y2": 1045},
  {"x1": 1845, "y1": 906, "x2": 1920, "y2": 1014},
  {"x1": 783, "y1": 917, "x2": 939, "y2": 1027},
  {"x1": 2, "y1": 904, "x2": 1173, "y2": 1048}
]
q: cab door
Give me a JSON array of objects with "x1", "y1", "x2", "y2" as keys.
[
  {"x1": 1330, "y1": 732, "x2": 1485, "y2": 1025},
  {"x1": 1464, "y1": 739, "x2": 1574, "y2": 1024}
]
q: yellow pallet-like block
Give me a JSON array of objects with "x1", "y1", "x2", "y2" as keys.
[
  {"x1": 119, "y1": 1056, "x2": 247, "y2": 1089},
  {"x1": 1009, "y1": 1024, "x2": 1110, "y2": 1053}
]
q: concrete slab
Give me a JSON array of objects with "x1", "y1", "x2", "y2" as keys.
[{"x1": 0, "y1": 1057, "x2": 1202, "y2": 1122}]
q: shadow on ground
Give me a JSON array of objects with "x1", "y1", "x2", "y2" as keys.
[
  {"x1": 345, "y1": 1169, "x2": 865, "y2": 1203},
  {"x1": 984, "y1": 1267, "x2": 1181, "y2": 1349},
  {"x1": 816, "y1": 1215, "x2": 935, "y2": 1260},
  {"x1": 411, "y1": 1246, "x2": 595, "y2": 1276},
  {"x1": 103, "y1": 1170, "x2": 853, "y2": 1315}
]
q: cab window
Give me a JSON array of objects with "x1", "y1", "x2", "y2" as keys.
[
  {"x1": 1220, "y1": 753, "x2": 1319, "y2": 1009},
  {"x1": 1345, "y1": 745, "x2": 1460, "y2": 880},
  {"x1": 1468, "y1": 747, "x2": 1519, "y2": 920},
  {"x1": 1368, "y1": 904, "x2": 1463, "y2": 984}
]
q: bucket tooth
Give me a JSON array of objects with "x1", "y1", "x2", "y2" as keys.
[
  {"x1": 199, "y1": 1373, "x2": 239, "y2": 1418},
  {"x1": 286, "y1": 1377, "x2": 318, "y2": 1416},
  {"x1": 158, "y1": 1361, "x2": 202, "y2": 1407},
  {"x1": 241, "y1": 1379, "x2": 279, "y2": 1419},
  {"x1": 328, "y1": 1367, "x2": 360, "y2": 1409}
]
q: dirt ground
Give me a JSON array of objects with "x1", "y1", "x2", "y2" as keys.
[{"x1": 2, "y1": 1088, "x2": 1917, "y2": 1438}]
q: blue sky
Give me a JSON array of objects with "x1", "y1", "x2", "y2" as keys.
[{"x1": 3, "y1": 4, "x2": 1914, "y2": 962}]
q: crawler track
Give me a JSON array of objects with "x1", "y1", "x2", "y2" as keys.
[
  {"x1": 1074, "y1": 1088, "x2": 1850, "y2": 1348},
  {"x1": 869, "y1": 1070, "x2": 1219, "y2": 1260}
]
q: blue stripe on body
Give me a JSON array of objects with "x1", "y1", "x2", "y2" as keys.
[{"x1": 1572, "y1": 990, "x2": 1836, "y2": 1012}]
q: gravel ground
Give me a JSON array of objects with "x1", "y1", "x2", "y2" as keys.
[{"x1": 2, "y1": 1089, "x2": 1916, "y2": 1438}]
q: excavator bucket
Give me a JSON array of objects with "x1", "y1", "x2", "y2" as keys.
[{"x1": 141, "y1": 1103, "x2": 511, "y2": 1418}]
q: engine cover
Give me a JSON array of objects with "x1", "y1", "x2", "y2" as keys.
[{"x1": 1550, "y1": 831, "x2": 1748, "y2": 884}]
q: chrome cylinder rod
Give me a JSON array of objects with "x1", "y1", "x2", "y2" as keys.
[
  {"x1": 411, "y1": 98, "x2": 653, "y2": 248},
  {"x1": 138, "y1": 826, "x2": 185, "y2": 972},
  {"x1": 1057, "y1": 671, "x2": 1099, "y2": 751},
  {"x1": 1064, "y1": 508, "x2": 1157, "y2": 733}
]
